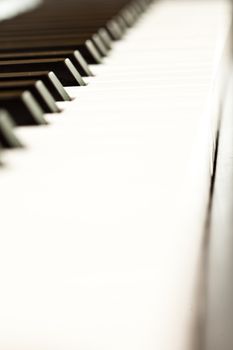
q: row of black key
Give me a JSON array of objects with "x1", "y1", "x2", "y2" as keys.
[{"x1": 0, "y1": 0, "x2": 153, "y2": 162}]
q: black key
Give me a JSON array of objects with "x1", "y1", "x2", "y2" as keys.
[
  {"x1": 120, "y1": 8, "x2": 135, "y2": 27},
  {"x1": 106, "y1": 19, "x2": 124, "y2": 40},
  {"x1": 0, "y1": 71, "x2": 71, "y2": 102},
  {"x1": 129, "y1": 4, "x2": 140, "y2": 20},
  {"x1": 0, "y1": 91, "x2": 47, "y2": 126},
  {"x1": 0, "y1": 109, "x2": 23, "y2": 149},
  {"x1": 92, "y1": 34, "x2": 109, "y2": 56},
  {"x1": 0, "y1": 58, "x2": 85, "y2": 87},
  {"x1": 74, "y1": 51, "x2": 94, "y2": 77},
  {"x1": 0, "y1": 40, "x2": 103, "y2": 65},
  {"x1": 98, "y1": 28, "x2": 113, "y2": 50},
  {"x1": 0, "y1": 33, "x2": 110, "y2": 59},
  {"x1": 79, "y1": 40, "x2": 103, "y2": 64},
  {"x1": 0, "y1": 50, "x2": 94, "y2": 77},
  {"x1": 115, "y1": 15, "x2": 128, "y2": 33},
  {"x1": 0, "y1": 80, "x2": 60, "y2": 114}
]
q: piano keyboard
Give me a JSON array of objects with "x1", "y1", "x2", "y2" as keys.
[{"x1": 0, "y1": 0, "x2": 231, "y2": 349}]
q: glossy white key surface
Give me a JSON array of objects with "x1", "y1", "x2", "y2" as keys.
[{"x1": 0, "y1": 1, "x2": 230, "y2": 349}]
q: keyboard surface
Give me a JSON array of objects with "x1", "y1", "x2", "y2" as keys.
[{"x1": 0, "y1": 1, "x2": 231, "y2": 349}]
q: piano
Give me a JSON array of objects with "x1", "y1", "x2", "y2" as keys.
[{"x1": 0, "y1": 0, "x2": 232, "y2": 349}]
